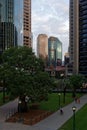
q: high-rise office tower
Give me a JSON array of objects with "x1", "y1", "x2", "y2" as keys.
[
  {"x1": 23, "y1": 0, "x2": 31, "y2": 47},
  {"x1": 48, "y1": 36, "x2": 62, "y2": 67},
  {"x1": 69, "y1": 0, "x2": 87, "y2": 76},
  {"x1": 0, "y1": 0, "x2": 15, "y2": 53},
  {"x1": 37, "y1": 34, "x2": 48, "y2": 60},
  {"x1": 0, "y1": 0, "x2": 31, "y2": 53}
]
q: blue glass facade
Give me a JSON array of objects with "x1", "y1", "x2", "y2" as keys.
[
  {"x1": 79, "y1": 0, "x2": 87, "y2": 76},
  {"x1": 0, "y1": 0, "x2": 28, "y2": 53},
  {"x1": 0, "y1": 0, "x2": 16, "y2": 53},
  {"x1": 14, "y1": 0, "x2": 23, "y2": 46},
  {"x1": 48, "y1": 37, "x2": 62, "y2": 66}
]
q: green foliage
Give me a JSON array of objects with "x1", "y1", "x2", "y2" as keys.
[
  {"x1": 52, "y1": 78, "x2": 70, "y2": 90},
  {"x1": 24, "y1": 71, "x2": 52, "y2": 102},
  {"x1": 2, "y1": 46, "x2": 44, "y2": 72},
  {"x1": 53, "y1": 79, "x2": 62, "y2": 89},
  {"x1": 0, "y1": 46, "x2": 52, "y2": 102},
  {"x1": 69, "y1": 74, "x2": 86, "y2": 89}
]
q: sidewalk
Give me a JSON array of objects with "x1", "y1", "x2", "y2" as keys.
[{"x1": 0, "y1": 94, "x2": 87, "y2": 130}]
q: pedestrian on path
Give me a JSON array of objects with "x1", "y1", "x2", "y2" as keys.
[
  {"x1": 60, "y1": 106, "x2": 63, "y2": 115},
  {"x1": 77, "y1": 98, "x2": 80, "y2": 104}
]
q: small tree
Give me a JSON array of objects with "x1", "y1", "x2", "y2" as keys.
[{"x1": 69, "y1": 74, "x2": 86, "y2": 97}]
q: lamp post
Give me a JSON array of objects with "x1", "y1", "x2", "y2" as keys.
[
  {"x1": 72, "y1": 106, "x2": 76, "y2": 130},
  {"x1": 58, "y1": 93, "x2": 61, "y2": 108}
]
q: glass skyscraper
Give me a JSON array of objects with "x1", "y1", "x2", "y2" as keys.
[
  {"x1": 0, "y1": 0, "x2": 31, "y2": 53},
  {"x1": 48, "y1": 36, "x2": 62, "y2": 67}
]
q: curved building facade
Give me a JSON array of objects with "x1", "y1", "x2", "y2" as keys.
[{"x1": 48, "y1": 37, "x2": 62, "y2": 67}]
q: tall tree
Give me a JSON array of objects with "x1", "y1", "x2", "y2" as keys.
[{"x1": 0, "y1": 46, "x2": 52, "y2": 111}]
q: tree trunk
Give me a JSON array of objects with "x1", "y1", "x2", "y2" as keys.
[{"x1": 18, "y1": 95, "x2": 28, "y2": 113}]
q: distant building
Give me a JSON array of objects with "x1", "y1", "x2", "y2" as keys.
[
  {"x1": 64, "y1": 52, "x2": 70, "y2": 65},
  {"x1": 45, "y1": 65, "x2": 65, "y2": 78},
  {"x1": 0, "y1": 0, "x2": 31, "y2": 53},
  {"x1": 48, "y1": 36, "x2": 62, "y2": 67},
  {"x1": 37, "y1": 34, "x2": 48, "y2": 60}
]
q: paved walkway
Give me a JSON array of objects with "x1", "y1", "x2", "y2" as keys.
[{"x1": 0, "y1": 94, "x2": 87, "y2": 130}]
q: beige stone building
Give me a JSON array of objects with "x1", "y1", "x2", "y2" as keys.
[
  {"x1": 37, "y1": 34, "x2": 48, "y2": 60},
  {"x1": 23, "y1": 0, "x2": 32, "y2": 47}
]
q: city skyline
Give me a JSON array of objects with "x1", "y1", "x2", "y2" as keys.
[{"x1": 32, "y1": 0, "x2": 69, "y2": 60}]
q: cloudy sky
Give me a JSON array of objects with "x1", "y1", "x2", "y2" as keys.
[{"x1": 32, "y1": 0, "x2": 69, "y2": 60}]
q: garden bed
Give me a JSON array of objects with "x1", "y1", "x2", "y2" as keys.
[{"x1": 6, "y1": 109, "x2": 53, "y2": 125}]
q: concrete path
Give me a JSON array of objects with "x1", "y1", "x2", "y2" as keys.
[
  {"x1": 0, "y1": 94, "x2": 87, "y2": 130},
  {"x1": 0, "y1": 98, "x2": 18, "y2": 121}
]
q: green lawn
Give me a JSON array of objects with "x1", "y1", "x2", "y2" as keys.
[
  {"x1": 0, "y1": 92, "x2": 4, "y2": 105},
  {"x1": 0, "y1": 91, "x2": 82, "y2": 112},
  {"x1": 58, "y1": 104, "x2": 87, "y2": 130},
  {"x1": 0, "y1": 92, "x2": 10, "y2": 105},
  {"x1": 39, "y1": 93, "x2": 81, "y2": 112}
]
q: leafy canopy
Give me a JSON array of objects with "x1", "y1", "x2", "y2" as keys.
[
  {"x1": 0, "y1": 46, "x2": 52, "y2": 101},
  {"x1": 69, "y1": 74, "x2": 86, "y2": 89}
]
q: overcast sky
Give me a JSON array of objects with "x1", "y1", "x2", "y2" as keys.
[{"x1": 32, "y1": 0, "x2": 69, "y2": 60}]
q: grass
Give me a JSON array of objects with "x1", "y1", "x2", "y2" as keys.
[
  {"x1": 0, "y1": 91, "x2": 82, "y2": 112},
  {"x1": 0, "y1": 92, "x2": 10, "y2": 105},
  {"x1": 39, "y1": 93, "x2": 81, "y2": 112},
  {"x1": 58, "y1": 104, "x2": 87, "y2": 130}
]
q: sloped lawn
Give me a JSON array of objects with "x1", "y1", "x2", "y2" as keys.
[
  {"x1": 39, "y1": 93, "x2": 81, "y2": 111},
  {"x1": 58, "y1": 104, "x2": 87, "y2": 130}
]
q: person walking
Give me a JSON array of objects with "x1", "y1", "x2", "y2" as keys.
[{"x1": 60, "y1": 107, "x2": 63, "y2": 115}]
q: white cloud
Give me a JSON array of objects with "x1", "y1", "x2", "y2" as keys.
[{"x1": 32, "y1": 0, "x2": 69, "y2": 60}]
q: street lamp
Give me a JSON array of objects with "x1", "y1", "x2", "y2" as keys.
[
  {"x1": 72, "y1": 106, "x2": 76, "y2": 130},
  {"x1": 58, "y1": 93, "x2": 61, "y2": 108}
]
